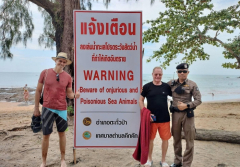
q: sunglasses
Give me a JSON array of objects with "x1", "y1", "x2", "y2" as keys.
[
  {"x1": 56, "y1": 74, "x2": 59, "y2": 82},
  {"x1": 177, "y1": 70, "x2": 188, "y2": 73},
  {"x1": 154, "y1": 74, "x2": 162, "y2": 76}
]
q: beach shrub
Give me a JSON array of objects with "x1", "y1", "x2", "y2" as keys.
[{"x1": 67, "y1": 105, "x2": 74, "y2": 116}]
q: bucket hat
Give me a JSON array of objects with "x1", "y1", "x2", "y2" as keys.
[{"x1": 52, "y1": 52, "x2": 72, "y2": 65}]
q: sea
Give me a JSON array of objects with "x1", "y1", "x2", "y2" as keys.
[{"x1": 0, "y1": 72, "x2": 240, "y2": 102}]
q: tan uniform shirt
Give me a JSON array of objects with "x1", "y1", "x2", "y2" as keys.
[{"x1": 167, "y1": 79, "x2": 202, "y2": 108}]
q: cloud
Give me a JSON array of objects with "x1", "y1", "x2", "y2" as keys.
[
  {"x1": 213, "y1": 0, "x2": 239, "y2": 10},
  {"x1": 1, "y1": 49, "x2": 55, "y2": 72},
  {"x1": 92, "y1": 0, "x2": 165, "y2": 21}
]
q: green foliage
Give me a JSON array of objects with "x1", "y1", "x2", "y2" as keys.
[
  {"x1": 37, "y1": 0, "x2": 92, "y2": 49},
  {"x1": 0, "y1": 0, "x2": 34, "y2": 59},
  {"x1": 0, "y1": 0, "x2": 93, "y2": 56},
  {"x1": 67, "y1": 105, "x2": 74, "y2": 115},
  {"x1": 37, "y1": 9, "x2": 55, "y2": 49},
  {"x1": 143, "y1": 0, "x2": 240, "y2": 69},
  {"x1": 222, "y1": 36, "x2": 240, "y2": 69},
  {"x1": 0, "y1": 0, "x2": 153, "y2": 59},
  {"x1": 81, "y1": 0, "x2": 92, "y2": 10},
  {"x1": 67, "y1": 106, "x2": 74, "y2": 115}
]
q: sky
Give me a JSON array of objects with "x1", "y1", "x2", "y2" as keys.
[{"x1": 0, "y1": 0, "x2": 240, "y2": 75}]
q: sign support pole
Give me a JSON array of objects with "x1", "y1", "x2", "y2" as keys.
[{"x1": 73, "y1": 147, "x2": 76, "y2": 164}]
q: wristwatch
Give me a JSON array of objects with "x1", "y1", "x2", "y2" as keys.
[{"x1": 187, "y1": 103, "x2": 190, "y2": 108}]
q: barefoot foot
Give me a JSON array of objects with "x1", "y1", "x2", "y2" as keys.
[
  {"x1": 61, "y1": 160, "x2": 67, "y2": 167},
  {"x1": 40, "y1": 162, "x2": 46, "y2": 167}
]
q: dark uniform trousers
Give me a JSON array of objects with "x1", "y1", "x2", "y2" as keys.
[
  {"x1": 168, "y1": 79, "x2": 201, "y2": 167},
  {"x1": 172, "y1": 112, "x2": 195, "y2": 167}
]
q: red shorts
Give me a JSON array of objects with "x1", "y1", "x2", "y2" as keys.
[{"x1": 150, "y1": 122, "x2": 171, "y2": 140}]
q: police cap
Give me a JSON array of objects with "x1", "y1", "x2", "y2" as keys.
[{"x1": 176, "y1": 63, "x2": 189, "y2": 69}]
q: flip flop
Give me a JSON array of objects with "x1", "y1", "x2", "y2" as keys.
[
  {"x1": 31, "y1": 115, "x2": 42, "y2": 133},
  {"x1": 160, "y1": 161, "x2": 169, "y2": 167},
  {"x1": 144, "y1": 160, "x2": 153, "y2": 167}
]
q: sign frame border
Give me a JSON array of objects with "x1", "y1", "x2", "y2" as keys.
[{"x1": 73, "y1": 10, "x2": 142, "y2": 148}]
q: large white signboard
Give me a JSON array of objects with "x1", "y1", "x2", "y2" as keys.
[{"x1": 74, "y1": 11, "x2": 142, "y2": 148}]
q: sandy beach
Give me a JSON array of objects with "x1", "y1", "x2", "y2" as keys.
[{"x1": 0, "y1": 89, "x2": 240, "y2": 167}]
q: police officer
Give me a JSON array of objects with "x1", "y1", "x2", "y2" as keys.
[{"x1": 167, "y1": 63, "x2": 202, "y2": 167}]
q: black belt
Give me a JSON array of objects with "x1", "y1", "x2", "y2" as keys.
[
  {"x1": 172, "y1": 107, "x2": 190, "y2": 112},
  {"x1": 171, "y1": 107, "x2": 195, "y2": 118}
]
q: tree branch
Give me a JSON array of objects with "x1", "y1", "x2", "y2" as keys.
[
  {"x1": 48, "y1": 33, "x2": 56, "y2": 41},
  {"x1": 204, "y1": 36, "x2": 238, "y2": 59},
  {"x1": 1, "y1": 0, "x2": 14, "y2": 16},
  {"x1": 214, "y1": 30, "x2": 219, "y2": 39},
  {"x1": 196, "y1": 27, "x2": 203, "y2": 41},
  {"x1": 1, "y1": 24, "x2": 12, "y2": 41},
  {"x1": 28, "y1": 0, "x2": 55, "y2": 17}
]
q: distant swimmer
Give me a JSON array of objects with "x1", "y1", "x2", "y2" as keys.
[
  {"x1": 23, "y1": 84, "x2": 29, "y2": 104},
  {"x1": 212, "y1": 93, "x2": 214, "y2": 97},
  {"x1": 23, "y1": 89, "x2": 29, "y2": 104}
]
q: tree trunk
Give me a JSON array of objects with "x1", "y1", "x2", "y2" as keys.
[
  {"x1": 61, "y1": 0, "x2": 80, "y2": 76},
  {"x1": 181, "y1": 129, "x2": 240, "y2": 144},
  {"x1": 54, "y1": 1, "x2": 80, "y2": 108},
  {"x1": 237, "y1": 56, "x2": 240, "y2": 69}
]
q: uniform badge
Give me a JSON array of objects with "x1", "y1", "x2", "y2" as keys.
[{"x1": 184, "y1": 64, "x2": 187, "y2": 68}]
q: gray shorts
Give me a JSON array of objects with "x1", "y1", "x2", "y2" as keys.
[{"x1": 41, "y1": 107, "x2": 68, "y2": 135}]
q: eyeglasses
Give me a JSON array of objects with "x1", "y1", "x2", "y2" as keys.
[
  {"x1": 56, "y1": 74, "x2": 59, "y2": 82},
  {"x1": 177, "y1": 70, "x2": 188, "y2": 73}
]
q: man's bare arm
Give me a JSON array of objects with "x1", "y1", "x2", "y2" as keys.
[
  {"x1": 33, "y1": 83, "x2": 43, "y2": 116},
  {"x1": 139, "y1": 95, "x2": 145, "y2": 110},
  {"x1": 66, "y1": 87, "x2": 80, "y2": 99}
]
